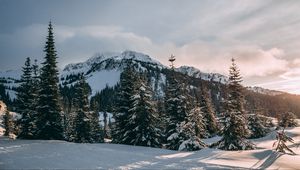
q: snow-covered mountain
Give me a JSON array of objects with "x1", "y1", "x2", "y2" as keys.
[
  {"x1": 176, "y1": 66, "x2": 228, "y2": 84},
  {"x1": 246, "y1": 86, "x2": 285, "y2": 96},
  {"x1": 0, "y1": 50, "x2": 287, "y2": 100},
  {"x1": 0, "y1": 69, "x2": 21, "y2": 100},
  {"x1": 60, "y1": 51, "x2": 167, "y2": 97}
]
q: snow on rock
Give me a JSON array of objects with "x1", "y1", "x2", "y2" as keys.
[
  {"x1": 246, "y1": 86, "x2": 285, "y2": 96},
  {"x1": 60, "y1": 50, "x2": 166, "y2": 97},
  {"x1": 176, "y1": 66, "x2": 228, "y2": 84},
  {"x1": 0, "y1": 69, "x2": 22, "y2": 100},
  {"x1": 0, "y1": 69, "x2": 22, "y2": 80},
  {"x1": 86, "y1": 70, "x2": 121, "y2": 96},
  {"x1": 98, "y1": 111, "x2": 114, "y2": 126},
  {"x1": 2, "y1": 127, "x2": 300, "y2": 169}
]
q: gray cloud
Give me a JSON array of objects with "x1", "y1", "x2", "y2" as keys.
[{"x1": 1, "y1": 0, "x2": 300, "y2": 93}]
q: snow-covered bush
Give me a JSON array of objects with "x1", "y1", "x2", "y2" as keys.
[
  {"x1": 247, "y1": 114, "x2": 269, "y2": 139},
  {"x1": 278, "y1": 112, "x2": 298, "y2": 128}
]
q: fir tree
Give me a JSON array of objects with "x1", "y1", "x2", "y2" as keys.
[
  {"x1": 214, "y1": 58, "x2": 254, "y2": 150},
  {"x1": 165, "y1": 55, "x2": 190, "y2": 150},
  {"x1": 126, "y1": 75, "x2": 161, "y2": 147},
  {"x1": 36, "y1": 22, "x2": 64, "y2": 140},
  {"x1": 278, "y1": 112, "x2": 298, "y2": 128},
  {"x1": 3, "y1": 110, "x2": 14, "y2": 136},
  {"x1": 247, "y1": 113, "x2": 269, "y2": 139},
  {"x1": 178, "y1": 107, "x2": 206, "y2": 151},
  {"x1": 199, "y1": 84, "x2": 218, "y2": 137},
  {"x1": 112, "y1": 61, "x2": 138, "y2": 144},
  {"x1": 73, "y1": 75, "x2": 101, "y2": 143},
  {"x1": 90, "y1": 110, "x2": 103, "y2": 143},
  {"x1": 29, "y1": 59, "x2": 40, "y2": 136},
  {"x1": 16, "y1": 57, "x2": 36, "y2": 139}
]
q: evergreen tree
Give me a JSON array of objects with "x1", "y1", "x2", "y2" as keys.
[
  {"x1": 90, "y1": 110, "x2": 103, "y2": 143},
  {"x1": 278, "y1": 112, "x2": 298, "y2": 128},
  {"x1": 16, "y1": 57, "x2": 36, "y2": 139},
  {"x1": 199, "y1": 84, "x2": 218, "y2": 137},
  {"x1": 247, "y1": 113, "x2": 269, "y2": 139},
  {"x1": 214, "y1": 58, "x2": 254, "y2": 150},
  {"x1": 165, "y1": 55, "x2": 190, "y2": 150},
  {"x1": 36, "y1": 22, "x2": 64, "y2": 140},
  {"x1": 112, "y1": 61, "x2": 138, "y2": 144},
  {"x1": 178, "y1": 107, "x2": 206, "y2": 151},
  {"x1": 30, "y1": 59, "x2": 40, "y2": 136},
  {"x1": 113, "y1": 62, "x2": 161, "y2": 147},
  {"x1": 73, "y1": 75, "x2": 102, "y2": 143},
  {"x1": 126, "y1": 75, "x2": 161, "y2": 147},
  {"x1": 3, "y1": 110, "x2": 14, "y2": 136}
]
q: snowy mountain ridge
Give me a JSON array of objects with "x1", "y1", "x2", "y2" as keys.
[
  {"x1": 62, "y1": 51, "x2": 165, "y2": 75},
  {"x1": 246, "y1": 86, "x2": 285, "y2": 96},
  {"x1": 176, "y1": 66, "x2": 228, "y2": 84},
  {"x1": 0, "y1": 50, "x2": 287, "y2": 99}
]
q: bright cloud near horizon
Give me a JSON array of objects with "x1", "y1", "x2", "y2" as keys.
[{"x1": 1, "y1": 0, "x2": 300, "y2": 94}]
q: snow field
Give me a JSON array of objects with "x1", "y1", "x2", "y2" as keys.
[{"x1": 1, "y1": 127, "x2": 300, "y2": 169}]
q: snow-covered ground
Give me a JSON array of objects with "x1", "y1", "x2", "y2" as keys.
[{"x1": 1, "y1": 127, "x2": 300, "y2": 169}]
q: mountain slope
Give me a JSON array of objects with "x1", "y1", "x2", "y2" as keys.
[{"x1": 60, "y1": 51, "x2": 167, "y2": 97}]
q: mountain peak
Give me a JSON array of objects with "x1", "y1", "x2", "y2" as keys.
[{"x1": 63, "y1": 50, "x2": 164, "y2": 73}]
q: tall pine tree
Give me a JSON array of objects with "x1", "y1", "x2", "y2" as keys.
[
  {"x1": 17, "y1": 57, "x2": 37, "y2": 139},
  {"x1": 36, "y1": 22, "x2": 64, "y2": 140},
  {"x1": 112, "y1": 61, "x2": 138, "y2": 144},
  {"x1": 73, "y1": 75, "x2": 93, "y2": 143},
  {"x1": 214, "y1": 58, "x2": 254, "y2": 150},
  {"x1": 199, "y1": 84, "x2": 218, "y2": 138},
  {"x1": 165, "y1": 55, "x2": 190, "y2": 150},
  {"x1": 126, "y1": 74, "x2": 161, "y2": 147}
]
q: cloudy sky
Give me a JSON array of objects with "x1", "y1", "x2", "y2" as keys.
[{"x1": 1, "y1": 0, "x2": 300, "y2": 94}]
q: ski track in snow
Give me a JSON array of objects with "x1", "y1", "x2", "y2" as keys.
[{"x1": 1, "y1": 127, "x2": 300, "y2": 169}]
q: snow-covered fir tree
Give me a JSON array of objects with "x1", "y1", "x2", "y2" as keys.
[
  {"x1": 36, "y1": 22, "x2": 64, "y2": 140},
  {"x1": 278, "y1": 112, "x2": 298, "y2": 128},
  {"x1": 3, "y1": 110, "x2": 14, "y2": 136},
  {"x1": 165, "y1": 55, "x2": 191, "y2": 150},
  {"x1": 31, "y1": 59, "x2": 40, "y2": 107},
  {"x1": 112, "y1": 61, "x2": 138, "y2": 144},
  {"x1": 113, "y1": 61, "x2": 161, "y2": 147},
  {"x1": 16, "y1": 57, "x2": 37, "y2": 139},
  {"x1": 178, "y1": 106, "x2": 207, "y2": 151},
  {"x1": 126, "y1": 74, "x2": 161, "y2": 147},
  {"x1": 90, "y1": 110, "x2": 104, "y2": 143},
  {"x1": 199, "y1": 84, "x2": 218, "y2": 138},
  {"x1": 73, "y1": 75, "x2": 103, "y2": 143},
  {"x1": 247, "y1": 112, "x2": 269, "y2": 139},
  {"x1": 214, "y1": 58, "x2": 254, "y2": 150}
]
